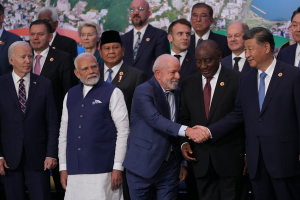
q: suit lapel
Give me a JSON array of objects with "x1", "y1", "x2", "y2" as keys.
[
  {"x1": 111, "y1": 63, "x2": 128, "y2": 86},
  {"x1": 0, "y1": 29, "x2": 8, "y2": 55},
  {"x1": 51, "y1": 33, "x2": 61, "y2": 50},
  {"x1": 188, "y1": 35, "x2": 196, "y2": 55},
  {"x1": 180, "y1": 52, "x2": 192, "y2": 79},
  {"x1": 134, "y1": 25, "x2": 154, "y2": 64},
  {"x1": 193, "y1": 73, "x2": 207, "y2": 123},
  {"x1": 246, "y1": 68, "x2": 260, "y2": 114},
  {"x1": 24, "y1": 73, "x2": 38, "y2": 118},
  {"x1": 241, "y1": 60, "x2": 251, "y2": 73},
  {"x1": 221, "y1": 55, "x2": 232, "y2": 69},
  {"x1": 40, "y1": 48, "x2": 56, "y2": 76},
  {"x1": 6, "y1": 73, "x2": 21, "y2": 112},
  {"x1": 99, "y1": 65, "x2": 105, "y2": 81},
  {"x1": 287, "y1": 44, "x2": 297, "y2": 66}
]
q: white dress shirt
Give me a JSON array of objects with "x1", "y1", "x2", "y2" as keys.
[
  {"x1": 104, "y1": 60, "x2": 123, "y2": 81},
  {"x1": 33, "y1": 47, "x2": 50, "y2": 73},
  {"x1": 257, "y1": 57, "x2": 276, "y2": 94},
  {"x1": 232, "y1": 51, "x2": 246, "y2": 72},
  {"x1": 49, "y1": 31, "x2": 57, "y2": 46},
  {"x1": 294, "y1": 43, "x2": 300, "y2": 67},
  {"x1": 171, "y1": 50, "x2": 187, "y2": 66},
  {"x1": 0, "y1": 26, "x2": 3, "y2": 38},
  {"x1": 133, "y1": 23, "x2": 149, "y2": 49},
  {"x1": 195, "y1": 30, "x2": 210, "y2": 49}
]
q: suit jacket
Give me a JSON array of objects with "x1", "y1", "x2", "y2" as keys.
[
  {"x1": 209, "y1": 60, "x2": 300, "y2": 179},
  {"x1": 178, "y1": 51, "x2": 198, "y2": 87},
  {"x1": 188, "y1": 31, "x2": 231, "y2": 58},
  {"x1": 121, "y1": 24, "x2": 170, "y2": 79},
  {"x1": 180, "y1": 67, "x2": 245, "y2": 177},
  {"x1": 99, "y1": 62, "x2": 147, "y2": 115},
  {"x1": 40, "y1": 48, "x2": 78, "y2": 119},
  {"x1": 221, "y1": 54, "x2": 251, "y2": 74},
  {"x1": 0, "y1": 73, "x2": 59, "y2": 170},
  {"x1": 50, "y1": 33, "x2": 78, "y2": 59},
  {"x1": 277, "y1": 43, "x2": 297, "y2": 66},
  {"x1": 0, "y1": 29, "x2": 23, "y2": 75},
  {"x1": 123, "y1": 76, "x2": 182, "y2": 178}
]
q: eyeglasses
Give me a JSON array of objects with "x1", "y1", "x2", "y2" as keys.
[
  {"x1": 191, "y1": 14, "x2": 209, "y2": 20},
  {"x1": 129, "y1": 7, "x2": 144, "y2": 12}
]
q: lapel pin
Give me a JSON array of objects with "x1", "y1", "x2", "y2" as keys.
[
  {"x1": 0, "y1": 41, "x2": 4, "y2": 45},
  {"x1": 118, "y1": 71, "x2": 124, "y2": 82},
  {"x1": 186, "y1": 59, "x2": 188, "y2": 61},
  {"x1": 0, "y1": 41, "x2": 2, "y2": 45},
  {"x1": 52, "y1": 47, "x2": 56, "y2": 49},
  {"x1": 278, "y1": 73, "x2": 283, "y2": 77},
  {"x1": 220, "y1": 82, "x2": 225, "y2": 86},
  {"x1": 33, "y1": 82, "x2": 36, "y2": 84},
  {"x1": 146, "y1": 38, "x2": 150, "y2": 42},
  {"x1": 50, "y1": 58, "x2": 54, "y2": 61}
]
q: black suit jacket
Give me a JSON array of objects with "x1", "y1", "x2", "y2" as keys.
[
  {"x1": 100, "y1": 62, "x2": 147, "y2": 115},
  {"x1": 40, "y1": 48, "x2": 78, "y2": 119},
  {"x1": 180, "y1": 66, "x2": 245, "y2": 177},
  {"x1": 277, "y1": 43, "x2": 297, "y2": 66},
  {"x1": 221, "y1": 54, "x2": 251, "y2": 74},
  {"x1": 188, "y1": 31, "x2": 231, "y2": 58},
  {"x1": 178, "y1": 51, "x2": 198, "y2": 87},
  {"x1": 50, "y1": 33, "x2": 78, "y2": 59}
]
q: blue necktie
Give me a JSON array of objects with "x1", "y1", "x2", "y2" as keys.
[
  {"x1": 133, "y1": 31, "x2": 141, "y2": 62},
  {"x1": 298, "y1": 60, "x2": 300, "y2": 68},
  {"x1": 197, "y1": 38, "x2": 203, "y2": 47},
  {"x1": 258, "y1": 72, "x2": 267, "y2": 111},
  {"x1": 106, "y1": 69, "x2": 113, "y2": 83}
]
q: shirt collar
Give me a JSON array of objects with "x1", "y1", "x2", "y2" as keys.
[
  {"x1": 0, "y1": 27, "x2": 3, "y2": 38},
  {"x1": 296, "y1": 43, "x2": 300, "y2": 56},
  {"x1": 171, "y1": 50, "x2": 187, "y2": 58},
  {"x1": 34, "y1": 47, "x2": 50, "y2": 58},
  {"x1": 12, "y1": 70, "x2": 30, "y2": 85},
  {"x1": 104, "y1": 60, "x2": 123, "y2": 73},
  {"x1": 195, "y1": 30, "x2": 210, "y2": 42},
  {"x1": 133, "y1": 23, "x2": 149, "y2": 36},
  {"x1": 258, "y1": 57, "x2": 277, "y2": 78},
  {"x1": 49, "y1": 31, "x2": 57, "y2": 46},
  {"x1": 202, "y1": 63, "x2": 222, "y2": 81},
  {"x1": 232, "y1": 51, "x2": 246, "y2": 60}
]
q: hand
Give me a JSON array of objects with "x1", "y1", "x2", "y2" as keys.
[
  {"x1": 60, "y1": 170, "x2": 68, "y2": 190},
  {"x1": 185, "y1": 126, "x2": 209, "y2": 143},
  {"x1": 0, "y1": 159, "x2": 9, "y2": 175},
  {"x1": 179, "y1": 166, "x2": 188, "y2": 184},
  {"x1": 243, "y1": 155, "x2": 248, "y2": 175},
  {"x1": 181, "y1": 143, "x2": 196, "y2": 162},
  {"x1": 111, "y1": 169, "x2": 122, "y2": 191},
  {"x1": 44, "y1": 158, "x2": 57, "y2": 170}
]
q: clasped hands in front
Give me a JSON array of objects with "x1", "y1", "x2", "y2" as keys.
[{"x1": 185, "y1": 125, "x2": 210, "y2": 143}]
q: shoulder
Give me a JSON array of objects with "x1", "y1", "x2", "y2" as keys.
[
  {"x1": 5, "y1": 30, "x2": 22, "y2": 41},
  {"x1": 57, "y1": 34, "x2": 77, "y2": 44},
  {"x1": 210, "y1": 31, "x2": 227, "y2": 42},
  {"x1": 181, "y1": 71, "x2": 199, "y2": 88},
  {"x1": 222, "y1": 54, "x2": 232, "y2": 62},
  {"x1": 33, "y1": 73, "x2": 51, "y2": 84},
  {"x1": 278, "y1": 43, "x2": 297, "y2": 55},
  {"x1": 50, "y1": 48, "x2": 71, "y2": 58},
  {"x1": 126, "y1": 64, "x2": 145, "y2": 75},
  {"x1": 221, "y1": 66, "x2": 241, "y2": 78},
  {"x1": 121, "y1": 30, "x2": 133, "y2": 39}
]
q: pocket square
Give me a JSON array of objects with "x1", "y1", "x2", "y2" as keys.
[{"x1": 92, "y1": 99, "x2": 102, "y2": 105}]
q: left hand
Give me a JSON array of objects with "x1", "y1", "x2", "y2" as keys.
[
  {"x1": 179, "y1": 166, "x2": 188, "y2": 184},
  {"x1": 243, "y1": 155, "x2": 248, "y2": 175},
  {"x1": 44, "y1": 158, "x2": 57, "y2": 171},
  {"x1": 111, "y1": 169, "x2": 122, "y2": 191}
]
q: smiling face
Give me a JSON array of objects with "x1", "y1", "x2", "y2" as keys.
[
  {"x1": 190, "y1": 7, "x2": 214, "y2": 36},
  {"x1": 292, "y1": 13, "x2": 300, "y2": 44},
  {"x1": 168, "y1": 23, "x2": 191, "y2": 54},
  {"x1": 30, "y1": 24, "x2": 53, "y2": 53},
  {"x1": 80, "y1": 26, "x2": 99, "y2": 50},
  {"x1": 9, "y1": 45, "x2": 33, "y2": 78},
  {"x1": 227, "y1": 23, "x2": 245, "y2": 55}
]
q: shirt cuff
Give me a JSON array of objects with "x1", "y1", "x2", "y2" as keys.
[
  {"x1": 181, "y1": 142, "x2": 188, "y2": 150},
  {"x1": 46, "y1": 157, "x2": 57, "y2": 160},
  {"x1": 0, "y1": 157, "x2": 4, "y2": 159},
  {"x1": 113, "y1": 162, "x2": 124, "y2": 171},
  {"x1": 181, "y1": 160, "x2": 188, "y2": 168},
  {"x1": 178, "y1": 125, "x2": 188, "y2": 137},
  {"x1": 207, "y1": 128, "x2": 213, "y2": 139},
  {"x1": 59, "y1": 164, "x2": 67, "y2": 171}
]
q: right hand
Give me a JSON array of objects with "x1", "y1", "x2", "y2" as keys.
[
  {"x1": 0, "y1": 158, "x2": 9, "y2": 175},
  {"x1": 181, "y1": 143, "x2": 196, "y2": 162},
  {"x1": 185, "y1": 127, "x2": 209, "y2": 143},
  {"x1": 60, "y1": 170, "x2": 68, "y2": 190}
]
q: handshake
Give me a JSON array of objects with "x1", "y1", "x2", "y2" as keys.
[{"x1": 185, "y1": 125, "x2": 211, "y2": 143}]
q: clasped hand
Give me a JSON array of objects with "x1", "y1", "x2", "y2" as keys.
[{"x1": 185, "y1": 126, "x2": 210, "y2": 143}]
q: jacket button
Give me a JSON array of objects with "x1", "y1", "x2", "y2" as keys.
[
  {"x1": 78, "y1": 136, "x2": 81, "y2": 139},
  {"x1": 258, "y1": 118, "x2": 262, "y2": 121},
  {"x1": 78, "y1": 148, "x2": 81, "y2": 151},
  {"x1": 80, "y1": 115, "x2": 83, "y2": 118},
  {"x1": 79, "y1": 125, "x2": 81, "y2": 128},
  {"x1": 81, "y1": 104, "x2": 84, "y2": 107}
]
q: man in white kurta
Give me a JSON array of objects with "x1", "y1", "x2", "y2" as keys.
[{"x1": 58, "y1": 52, "x2": 129, "y2": 200}]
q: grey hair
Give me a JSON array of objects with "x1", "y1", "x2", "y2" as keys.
[
  {"x1": 74, "y1": 52, "x2": 97, "y2": 69},
  {"x1": 152, "y1": 54, "x2": 178, "y2": 72},
  {"x1": 38, "y1": 6, "x2": 58, "y2": 22},
  {"x1": 78, "y1": 21, "x2": 102, "y2": 39},
  {"x1": 8, "y1": 41, "x2": 30, "y2": 64}
]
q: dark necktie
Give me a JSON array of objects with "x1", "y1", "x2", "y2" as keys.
[
  {"x1": 203, "y1": 77, "x2": 212, "y2": 119},
  {"x1": 233, "y1": 57, "x2": 241, "y2": 71},
  {"x1": 106, "y1": 69, "x2": 113, "y2": 83},
  {"x1": 197, "y1": 38, "x2": 203, "y2": 47},
  {"x1": 164, "y1": 91, "x2": 172, "y2": 161},
  {"x1": 133, "y1": 31, "x2": 141, "y2": 62},
  {"x1": 174, "y1": 54, "x2": 181, "y2": 62},
  {"x1": 18, "y1": 79, "x2": 26, "y2": 114}
]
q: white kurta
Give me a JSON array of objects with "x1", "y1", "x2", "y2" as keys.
[{"x1": 59, "y1": 84, "x2": 129, "y2": 200}]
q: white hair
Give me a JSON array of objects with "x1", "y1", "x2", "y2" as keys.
[
  {"x1": 74, "y1": 52, "x2": 97, "y2": 69},
  {"x1": 78, "y1": 21, "x2": 102, "y2": 39},
  {"x1": 8, "y1": 41, "x2": 30, "y2": 64},
  {"x1": 152, "y1": 54, "x2": 178, "y2": 72},
  {"x1": 38, "y1": 6, "x2": 58, "y2": 22}
]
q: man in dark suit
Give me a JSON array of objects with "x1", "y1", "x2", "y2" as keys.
[
  {"x1": 0, "y1": 4, "x2": 23, "y2": 75},
  {"x1": 198, "y1": 28, "x2": 300, "y2": 200},
  {"x1": 0, "y1": 41, "x2": 59, "y2": 200},
  {"x1": 188, "y1": 3, "x2": 231, "y2": 58},
  {"x1": 277, "y1": 7, "x2": 300, "y2": 67},
  {"x1": 180, "y1": 40, "x2": 247, "y2": 200},
  {"x1": 222, "y1": 22, "x2": 251, "y2": 74},
  {"x1": 29, "y1": 19, "x2": 78, "y2": 200},
  {"x1": 168, "y1": 19, "x2": 197, "y2": 87},
  {"x1": 121, "y1": 0, "x2": 170, "y2": 79},
  {"x1": 38, "y1": 6, "x2": 78, "y2": 59}
]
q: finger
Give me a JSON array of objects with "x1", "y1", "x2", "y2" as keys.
[
  {"x1": 111, "y1": 179, "x2": 116, "y2": 191},
  {"x1": 4, "y1": 162, "x2": 9, "y2": 169},
  {"x1": 62, "y1": 180, "x2": 67, "y2": 190},
  {"x1": 0, "y1": 165, "x2": 5, "y2": 175},
  {"x1": 183, "y1": 151, "x2": 196, "y2": 161},
  {"x1": 44, "y1": 161, "x2": 47, "y2": 171}
]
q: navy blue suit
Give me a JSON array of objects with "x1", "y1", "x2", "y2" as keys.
[
  {"x1": 178, "y1": 51, "x2": 198, "y2": 87},
  {"x1": 0, "y1": 29, "x2": 22, "y2": 75},
  {"x1": 208, "y1": 60, "x2": 300, "y2": 199},
  {"x1": 221, "y1": 54, "x2": 251, "y2": 74},
  {"x1": 123, "y1": 76, "x2": 182, "y2": 200},
  {"x1": 121, "y1": 25, "x2": 170, "y2": 79},
  {"x1": 0, "y1": 72, "x2": 59, "y2": 200},
  {"x1": 187, "y1": 31, "x2": 231, "y2": 58},
  {"x1": 277, "y1": 43, "x2": 298, "y2": 66}
]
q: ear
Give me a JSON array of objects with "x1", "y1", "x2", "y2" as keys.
[
  {"x1": 49, "y1": 33, "x2": 53, "y2": 43},
  {"x1": 154, "y1": 69, "x2": 160, "y2": 80},
  {"x1": 210, "y1": 17, "x2": 214, "y2": 26},
  {"x1": 54, "y1": 21, "x2": 58, "y2": 29},
  {"x1": 121, "y1": 46, "x2": 125, "y2": 56},
  {"x1": 74, "y1": 69, "x2": 80, "y2": 80},
  {"x1": 167, "y1": 34, "x2": 173, "y2": 43},
  {"x1": 147, "y1": 9, "x2": 151, "y2": 18},
  {"x1": 99, "y1": 48, "x2": 103, "y2": 58},
  {"x1": 217, "y1": 52, "x2": 222, "y2": 63},
  {"x1": 264, "y1": 42, "x2": 271, "y2": 54},
  {"x1": 9, "y1": 56, "x2": 14, "y2": 66}
]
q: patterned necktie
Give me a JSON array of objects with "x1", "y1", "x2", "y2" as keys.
[
  {"x1": 164, "y1": 91, "x2": 172, "y2": 161},
  {"x1": 106, "y1": 69, "x2": 113, "y2": 83},
  {"x1": 174, "y1": 55, "x2": 181, "y2": 62},
  {"x1": 233, "y1": 57, "x2": 241, "y2": 71},
  {"x1": 18, "y1": 79, "x2": 26, "y2": 114},
  {"x1": 197, "y1": 38, "x2": 203, "y2": 47},
  {"x1": 258, "y1": 72, "x2": 267, "y2": 111},
  {"x1": 203, "y1": 77, "x2": 212, "y2": 119},
  {"x1": 34, "y1": 55, "x2": 42, "y2": 75},
  {"x1": 133, "y1": 31, "x2": 141, "y2": 62}
]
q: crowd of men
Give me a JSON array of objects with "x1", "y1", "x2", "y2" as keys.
[{"x1": 0, "y1": 0, "x2": 300, "y2": 200}]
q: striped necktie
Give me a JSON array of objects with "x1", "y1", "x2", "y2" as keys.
[
  {"x1": 18, "y1": 79, "x2": 26, "y2": 114},
  {"x1": 133, "y1": 31, "x2": 141, "y2": 62}
]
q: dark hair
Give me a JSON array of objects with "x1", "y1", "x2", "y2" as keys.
[
  {"x1": 291, "y1": 7, "x2": 300, "y2": 21},
  {"x1": 191, "y1": 3, "x2": 213, "y2": 18},
  {"x1": 168, "y1": 18, "x2": 191, "y2": 35},
  {"x1": 29, "y1": 19, "x2": 52, "y2": 34},
  {"x1": 0, "y1": 4, "x2": 4, "y2": 16},
  {"x1": 242, "y1": 27, "x2": 275, "y2": 52}
]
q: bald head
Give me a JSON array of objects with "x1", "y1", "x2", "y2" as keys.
[
  {"x1": 227, "y1": 21, "x2": 249, "y2": 55},
  {"x1": 130, "y1": 0, "x2": 151, "y2": 29},
  {"x1": 131, "y1": 0, "x2": 149, "y2": 10},
  {"x1": 197, "y1": 39, "x2": 220, "y2": 55}
]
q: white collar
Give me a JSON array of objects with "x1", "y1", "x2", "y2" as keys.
[
  {"x1": 195, "y1": 30, "x2": 210, "y2": 41},
  {"x1": 171, "y1": 50, "x2": 187, "y2": 58},
  {"x1": 258, "y1": 57, "x2": 277, "y2": 78},
  {"x1": 49, "y1": 31, "x2": 57, "y2": 46},
  {"x1": 232, "y1": 51, "x2": 246, "y2": 60},
  {"x1": 0, "y1": 27, "x2": 3, "y2": 38},
  {"x1": 296, "y1": 43, "x2": 300, "y2": 56},
  {"x1": 133, "y1": 23, "x2": 149, "y2": 36},
  {"x1": 12, "y1": 70, "x2": 30, "y2": 84},
  {"x1": 34, "y1": 47, "x2": 50, "y2": 58},
  {"x1": 104, "y1": 60, "x2": 123, "y2": 73}
]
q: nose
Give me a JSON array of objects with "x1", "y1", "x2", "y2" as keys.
[
  {"x1": 245, "y1": 49, "x2": 250, "y2": 59},
  {"x1": 175, "y1": 71, "x2": 180, "y2": 80}
]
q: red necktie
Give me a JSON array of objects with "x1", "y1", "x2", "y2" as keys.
[{"x1": 203, "y1": 77, "x2": 212, "y2": 119}]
